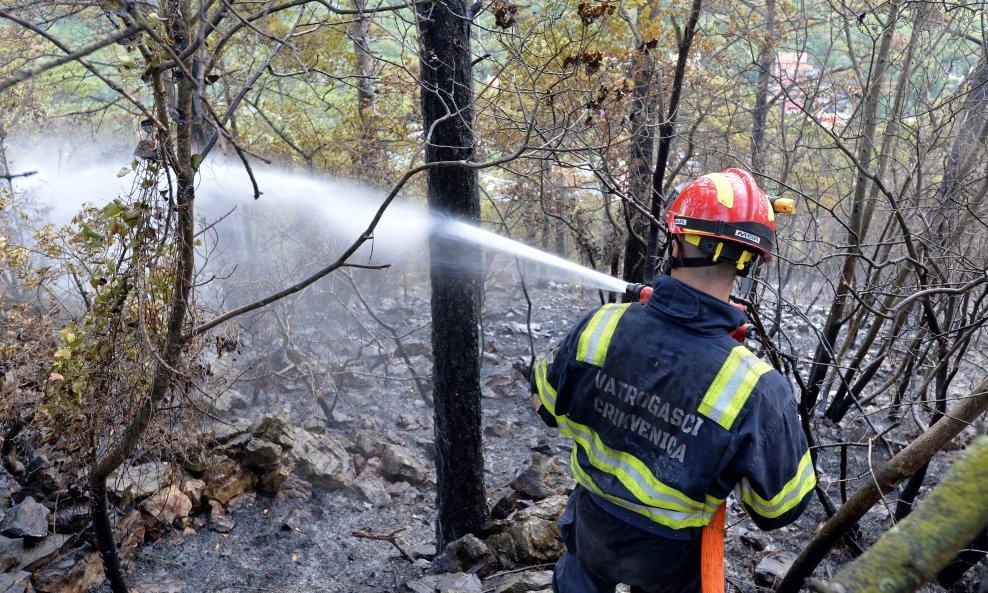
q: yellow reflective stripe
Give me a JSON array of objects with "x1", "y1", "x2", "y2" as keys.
[
  {"x1": 534, "y1": 357, "x2": 557, "y2": 415},
  {"x1": 739, "y1": 450, "x2": 816, "y2": 518},
  {"x1": 698, "y1": 346, "x2": 773, "y2": 430},
  {"x1": 704, "y1": 173, "x2": 735, "y2": 208},
  {"x1": 569, "y1": 450, "x2": 716, "y2": 529},
  {"x1": 576, "y1": 304, "x2": 630, "y2": 366},
  {"x1": 556, "y1": 414, "x2": 713, "y2": 514}
]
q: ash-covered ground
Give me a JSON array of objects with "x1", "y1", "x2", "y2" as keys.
[{"x1": 92, "y1": 271, "x2": 984, "y2": 593}]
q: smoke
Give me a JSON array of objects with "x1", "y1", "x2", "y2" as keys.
[
  {"x1": 15, "y1": 150, "x2": 430, "y2": 265},
  {"x1": 13, "y1": 145, "x2": 626, "y2": 302}
]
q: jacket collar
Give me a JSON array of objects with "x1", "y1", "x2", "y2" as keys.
[{"x1": 645, "y1": 275, "x2": 746, "y2": 335}]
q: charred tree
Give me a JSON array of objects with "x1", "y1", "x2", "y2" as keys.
[
  {"x1": 622, "y1": 17, "x2": 659, "y2": 285},
  {"x1": 643, "y1": 0, "x2": 702, "y2": 277},
  {"x1": 416, "y1": 0, "x2": 490, "y2": 549}
]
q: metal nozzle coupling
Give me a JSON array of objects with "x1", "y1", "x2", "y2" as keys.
[{"x1": 625, "y1": 283, "x2": 653, "y2": 303}]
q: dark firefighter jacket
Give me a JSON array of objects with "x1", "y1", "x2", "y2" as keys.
[{"x1": 532, "y1": 275, "x2": 814, "y2": 533}]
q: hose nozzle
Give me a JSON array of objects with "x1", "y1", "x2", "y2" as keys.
[{"x1": 625, "y1": 283, "x2": 653, "y2": 303}]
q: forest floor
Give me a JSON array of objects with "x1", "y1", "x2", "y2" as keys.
[{"x1": 87, "y1": 271, "x2": 983, "y2": 593}]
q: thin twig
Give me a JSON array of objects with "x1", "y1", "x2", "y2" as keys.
[{"x1": 351, "y1": 529, "x2": 414, "y2": 562}]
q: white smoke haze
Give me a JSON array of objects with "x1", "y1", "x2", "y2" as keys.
[
  {"x1": 16, "y1": 150, "x2": 430, "y2": 261},
  {"x1": 11, "y1": 142, "x2": 628, "y2": 301}
]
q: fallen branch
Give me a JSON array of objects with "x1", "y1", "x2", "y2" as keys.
[
  {"x1": 352, "y1": 528, "x2": 414, "y2": 562},
  {"x1": 776, "y1": 379, "x2": 988, "y2": 593},
  {"x1": 806, "y1": 435, "x2": 988, "y2": 593}
]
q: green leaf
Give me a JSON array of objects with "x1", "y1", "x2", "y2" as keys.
[
  {"x1": 191, "y1": 153, "x2": 204, "y2": 172},
  {"x1": 117, "y1": 166, "x2": 131, "y2": 178},
  {"x1": 102, "y1": 202, "x2": 123, "y2": 217},
  {"x1": 81, "y1": 224, "x2": 104, "y2": 240}
]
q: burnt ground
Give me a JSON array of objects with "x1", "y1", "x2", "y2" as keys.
[{"x1": 91, "y1": 270, "x2": 985, "y2": 593}]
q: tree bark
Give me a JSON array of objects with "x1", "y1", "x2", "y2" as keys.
[
  {"x1": 750, "y1": 0, "x2": 775, "y2": 175},
  {"x1": 416, "y1": 0, "x2": 489, "y2": 549},
  {"x1": 644, "y1": 0, "x2": 703, "y2": 277},
  {"x1": 807, "y1": 436, "x2": 988, "y2": 593},
  {"x1": 776, "y1": 379, "x2": 988, "y2": 593},
  {"x1": 623, "y1": 5, "x2": 660, "y2": 284},
  {"x1": 351, "y1": 0, "x2": 377, "y2": 177}
]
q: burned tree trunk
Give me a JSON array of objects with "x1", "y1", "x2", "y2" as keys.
[
  {"x1": 623, "y1": 31, "x2": 659, "y2": 285},
  {"x1": 416, "y1": 0, "x2": 490, "y2": 549},
  {"x1": 643, "y1": 0, "x2": 703, "y2": 277}
]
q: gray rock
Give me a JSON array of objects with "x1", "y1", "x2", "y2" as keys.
[
  {"x1": 252, "y1": 413, "x2": 297, "y2": 449},
  {"x1": 509, "y1": 456, "x2": 551, "y2": 500},
  {"x1": 402, "y1": 575, "x2": 440, "y2": 593},
  {"x1": 240, "y1": 437, "x2": 283, "y2": 470},
  {"x1": 108, "y1": 462, "x2": 171, "y2": 500},
  {"x1": 484, "y1": 374, "x2": 514, "y2": 398},
  {"x1": 0, "y1": 535, "x2": 23, "y2": 571},
  {"x1": 210, "y1": 514, "x2": 236, "y2": 534},
  {"x1": 754, "y1": 552, "x2": 796, "y2": 587},
  {"x1": 209, "y1": 388, "x2": 249, "y2": 417},
  {"x1": 290, "y1": 429, "x2": 356, "y2": 489},
  {"x1": 494, "y1": 571, "x2": 554, "y2": 593},
  {"x1": 352, "y1": 431, "x2": 384, "y2": 458},
  {"x1": 19, "y1": 533, "x2": 70, "y2": 570},
  {"x1": 509, "y1": 452, "x2": 573, "y2": 500},
  {"x1": 486, "y1": 419, "x2": 516, "y2": 438},
  {"x1": 436, "y1": 572, "x2": 482, "y2": 593},
  {"x1": 381, "y1": 444, "x2": 429, "y2": 485},
  {"x1": 504, "y1": 322, "x2": 541, "y2": 336},
  {"x1": 0, "y1": 570, "x2": 31, "y2": 593},
  {"x1": 53, "y1": 504, "x2": 90, "y2": 533},
  {"x1": 353, "y1": 474, "x2": 391, "y2": 506},
  {"x1": 31, "y1": 548, "x2": 103, "y2": 593},
  {"x1": 409, "y1": 542, "x2": 436, "y2": 560},
  {"x1": 250, "y1": 414, "x2": 355, "y2": 489},
  {"x1": 300, "y1": 417, "x2": 326, "y2": 434},
  {"x1": 0, "y1": 497, "x2": 50, "y2": 539},
  {"x1": 433, "y1": 534, "x2": 497, "y2": 576},
  {"x1": 739, "y1": 527, "x2": 770, "y2": 551},
  {"x1": 211, "y1": 419, "x2": 252, "y2": 444},
  {"x1": 130, "y1": 577, "x2": 184, "y2": 593},
  {"x1": 485, "y1": 495, "x2": 567, "y2": 566}
]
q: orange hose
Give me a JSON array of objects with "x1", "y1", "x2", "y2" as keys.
[{"x1": 700, "y1": 502, "x2": 726, "y2": 593}]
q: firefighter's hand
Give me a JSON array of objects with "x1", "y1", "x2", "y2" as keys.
[{"x1": 531, "y1": 392, "x2": 542, "y2": 411}]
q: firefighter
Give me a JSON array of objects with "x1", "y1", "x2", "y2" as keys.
[{"x1": 532, "y1": 169, "x2": 814, "y2": 593}]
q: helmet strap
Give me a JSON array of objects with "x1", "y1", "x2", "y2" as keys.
[{"x1": 669, "y1": 236, "x2": 758, "y2": 276}]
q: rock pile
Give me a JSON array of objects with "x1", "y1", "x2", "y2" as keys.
[
  {"x1": 3, "y1": 407, "x2": 567, "y2": 593},
  {"x1": 0, "y1": 410, "x2": 423, "y2": 592},
  {"x1": 401, "y1": 453, "x2": 575, "y2": 593},
  {"x1": 0, "y1": 488, "x2": 105, "y2": 593}
]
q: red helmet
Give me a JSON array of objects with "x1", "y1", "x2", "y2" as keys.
[{"x1": 665, "y1": 168, "x2": 776, "y2": 262}]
